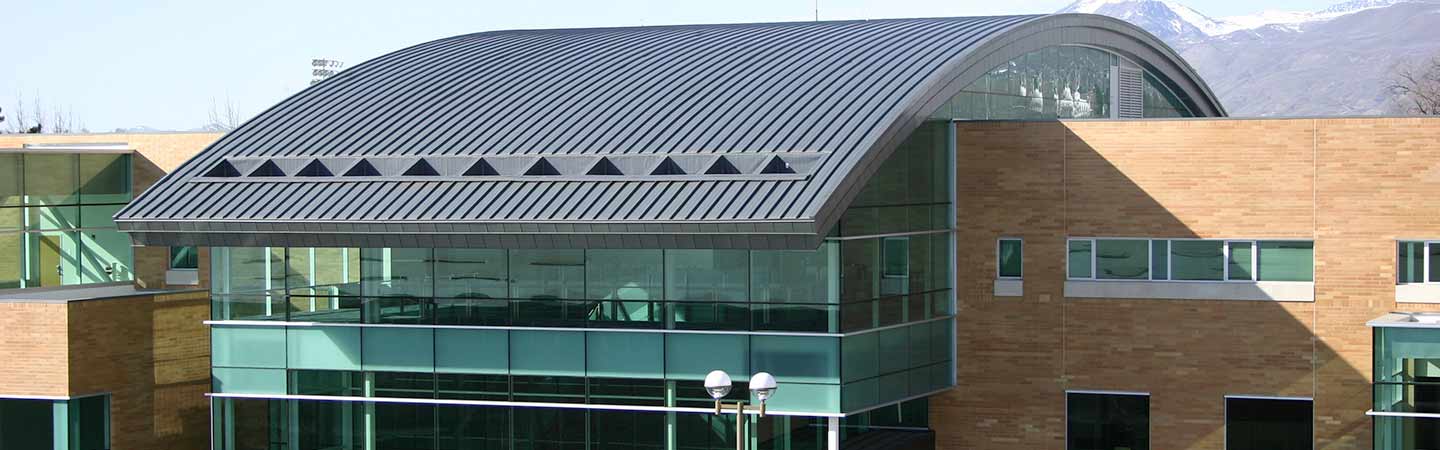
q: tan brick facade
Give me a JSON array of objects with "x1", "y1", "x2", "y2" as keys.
[{"x1": 939, "y1": 117, "x2": 1440, "y2": 450}]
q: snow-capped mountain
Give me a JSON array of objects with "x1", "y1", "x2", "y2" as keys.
[
  {"x1": 1059, "y1": 0, "x2": 1440, "y2": 116},
  {"x1": 1060, "y1": 0, "x2": 1407, "y2": 41}
]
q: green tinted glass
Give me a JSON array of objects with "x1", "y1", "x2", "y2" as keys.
[
  {"x1": 0, "y1": 154, "x2": 20, "y2": 207},
  {"x1": 1171, "y1": 240, "x2": 1223, "y2": 281},
  {"x1": 170, "y1": 246, "x2": 199, "y2": 269},
  {"x1": 998, "y1": 239, "x2": 1022, "y2": 278},
  {"x1": 1227, "y1": 241, "x2": 1254, "y2": 281},
  {"x1": 1258, "y1": 241, "x2": 1314, "y2": 282},
  {"x1": 1150, "y1": 240, "x2": 1168, "y2": 280},
  {"x1": 1096, "y1": 240, "x2": 1148, "y2": 280},
  {"x1": 1400, "y1": 241, "x2": 1426, "y2": 283},
  {"x1": 23, "y1": 154, "x2": 77, "y2": 205},
  {"x1": 78, "y1": 154, "x2": 130, "y2": 204},
  {"x1": 1068, "y1": 240, "x2": 1092, "y2": 279},
  {"x1": 665, "y1": 250, "x2": 747, "y2": 302}
]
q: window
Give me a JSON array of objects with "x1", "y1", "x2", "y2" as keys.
[
  {"x1": 997, "y1": 238, "x2": 1022, "y2": 279},
  {"x1": 1067, "y1": 392, "x2": 1149, "y2": 450},
  {"x1": 1397, "y1": 241, "x2": 1440, "y2": 284},
  {"x1": 1067, "y1": 238, "x2": 1313, "y2": 282},
  {"x1": 883, "y1": 237, "x2": 910, "y2": 278},
  {"x1": 1225, "y1": 397, "x2": 1312, "y2": 450},
  {"x1": 170, "y1": 246, "x2": 199, "y2": 270}
]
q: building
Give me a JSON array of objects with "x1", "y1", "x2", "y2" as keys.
[
  {"x1": 98, "y1": 11, "x2": 1439, "y2": 450},
  {"x1": 0, "y1": 132, "x2": 219, "y2": 450}
]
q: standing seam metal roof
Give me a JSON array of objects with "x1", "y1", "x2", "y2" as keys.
[{"x1": 118, "y1": 14, "x2": 1223, "y2": 249}]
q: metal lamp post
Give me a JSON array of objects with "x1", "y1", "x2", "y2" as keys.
[{"x1": 704, "y1": 370, "x2": 778, "y2": 450}]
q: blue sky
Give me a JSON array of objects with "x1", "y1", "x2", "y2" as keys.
[{"x1": 1, "y1": 0, "x2": 1342, "y2": 131}]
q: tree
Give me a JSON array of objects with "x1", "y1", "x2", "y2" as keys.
[
  {"x1": 1389, "y1": 54, "x2": 1440, "y2": 115},
  {"x1": 205, "y1": 97, "x2": 242, "y2": 131},
  {"x1": 6, "y1": 92, "x2": 79, "y2": 133}
]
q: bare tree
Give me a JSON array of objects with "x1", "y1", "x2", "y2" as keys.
[
  {"x1": 206, "y1": 97, "x2": 242, "y2": 131},
  {"x1": 1389, "y1": 54, "x2": 1440, "y2": 115}
]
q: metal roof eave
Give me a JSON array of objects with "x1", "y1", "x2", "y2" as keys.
[{"x1": 116, "y1": 218, "x2": 827, "y2": 250}]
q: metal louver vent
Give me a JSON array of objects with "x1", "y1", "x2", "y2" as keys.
[{"x1": 1115, "y1": 67, "x2": 1144, "y2": 119}]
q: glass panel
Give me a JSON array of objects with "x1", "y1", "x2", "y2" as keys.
[
  {"x1": 437, "y1": 374, "x2": 509, "y2": 401},
  {"x1": 289, "y1": 370, "x2": 364, "y2": 396},
  {"x1": 511, "y1": 250, "x2": 586, "y2": 326},
  {"x1": 80, "y1": 229, "x2": 133, "y2": 284},
  {"x1": 212, "y1": 367, "x2": 287, "y2": 394},
  {"x1": 512, "y1": 375, "x2": 585, "y2": 403},
  {"x1": 79, "y1": 203, "x2": 122, "y2": 228},
  {"x1": 362, "y1": 327, "x2": 434, "y2": 372},
  {"x1": 587, "y1": 249, "x2": 662, "y2": 326},
  {"x1": 0, "y1": 207, "x2": 18, "y2": 232},
  {"x1": 1225, "y1": 398, "x2": 1311, "y2": 450},
  {"x1": 25, "y1": 231, "x2": 80, "y2": 287},
  {"x1": 1400, "y1": 241, "x2": 1426, "y2": 283},
  {"x1": 752, "y1": 247, "x2": 832, "y2": 303},
  {"x1": 212, "y1": 326, "x2": 287, "y2": 368},
  {"x1": 434, "y1": 329, "x2": 508, "y2": 375},
  {"x1": 437, "y1": 404, "x2": 508, "y2": 450},
  {"x1": 1150, "y1": 240, "x2": 1168, "y2": 280},
  {"x1": 998, "y1": 239, "x2": 1022, "y2": 278},
  {"x1": 1068, "y1": 240, "x2": 1092, "y2": 279},
  {"x1": 373, "y1": 371, "x2": 436, "y2": 399},
  {"x1": 513, "y1": 407, "x2": 585, "y2": 450},
  {"x1": 1376, "y1": 416, "x2": 1440, "y2": 450},
  {"x1": 171, "y1": 246, "x2": 199, "y2": 269},
  {"x1": 882, "y1": 237, "x2": 909, "y2": 279},
  {"x1": 0, "y1": 398, "x2": 55, "y2": 450},
  {"x1": 434, "y1": 248, "x2": 506, "y2": 299},
  {"x1": 665, "y1": 333, "x2": 748, "y2": 380},
  {"x1": 374, "y1": 402, "x2": 435, "y2": 450},
  {"x1": 1430, "y1": 243, "x2": 1440, "y2": 285},
  {"x1": 214, "y1": 398, "x2": 286, "y2": 450},
  {"x1": 591, "y1": 410, "x2": 665, "y2": 450},
  {"x1": 1171, "y1": 240, "x2": 1224, "y2": 281},
  {"x1": 0, "y1": 232, "x2": 20, "y2": 289},
  {"x1": 294, "y1": 398, "x2": 362, "y2": 450},
  {"x1": 509, "y1": 330, "x2": 584, "y2": 376},
  {"x1": 1259, "y1": 241, "x2": 1314, "y2": 282},
  {"x1": 27, "y1": 205, "x2": 79, "y2": 230},
  {"x1": 0, "y1": 154, "x2": 20, "y2": 207},
  {"x1": 1067, "y1": 393, "x2": 1149, "y2": 450},
  {"x1": 362, "y1": 248, "x2": 434, "y2": 298},
  {"x1": 286, "y1": 328, "x2": 362, "y2": 371},
  {"x1": 1228, "y1": 241, "x2": 1255, "y2": 281},
  {"x1": 78, "y1": 154, "x2": 130, "y2": 204},
  {"x1": 23, "y1": 154, "x2": 77, "y2": 205},
  {"x1": 665, "y1": 249, "x2": 747, "y2": 302},
  {"x1": 1096, "y1": 239, "x2": 1149, "y2": 280},
  {"x1": 588, "y1": 378, "x2": 665, "y2": 407},
  {"x1": 751, "y1": 335, "x2": 839, "y2": 384},
  {"x1": 72, "y1": 395, "x2": 109, "y2": 450},
  {"x1": 586, "y1": 331, "x2": 663, "y2": 379},
  {"x1": 676, "y1": 413, "x2": 737, "y2": 450}
]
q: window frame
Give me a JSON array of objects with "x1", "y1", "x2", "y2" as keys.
[
  {"x1": 1397, "y1": 240, "x2": 1440, "y2": 284},
  {"x1": 996, "y1": 237, "x2": 1023, "y2": 280},
  {"x1": 169, "y1": 245, "x2": 199, "y2": 271},
  {"x1": 1065, "y1": 390, "x2": 1151, "y2": 450},
  {"x1": 1222, "y1": 395, "x2": 1313, "y2": 450},
  {"x1": 1068, "y1": 238, "x2": 1314, "y2": 283}
]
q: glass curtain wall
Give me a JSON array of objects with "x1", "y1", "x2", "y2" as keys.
[
  {"x1": 0, "y1": 152, "x2": 133, "y2": 289},
  {"x1": 0, "y1": 395, "x2": 110, "y2": 450},
  {"x1": 1374, "y1": 326, "x2": 1440, "y2": 450},
  {"x1": 929, "y1": 45, "x2": 1195, "y2": 120}
]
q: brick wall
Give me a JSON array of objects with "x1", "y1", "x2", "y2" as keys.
[
  {"x1": 68, "y1": 290, "x2": 210, "y2": 450},
  {"x1": 0, "y1": 301, "x2": 69, "y2": 396},
  {"x1": 939, "y1": 117, "x2": 1440, "y2": 450}
]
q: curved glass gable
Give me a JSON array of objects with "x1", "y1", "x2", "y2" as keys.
[{"x1": 931, "y1": 45, "x2": 1194, "y2": 120}]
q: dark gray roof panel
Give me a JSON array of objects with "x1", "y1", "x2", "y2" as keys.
[{"x1": 118, "y1": 14, "x2": 1223, "y2": 248}]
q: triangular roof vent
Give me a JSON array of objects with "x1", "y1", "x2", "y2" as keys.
[
  {"x1": 403, "y1": 159, "x2": 439, "y2": 176},
  {"x1": 204, "y1": 160, "x2": 241, "y2": 178},
  {"x1": 705, "y1": 156, "x2": 741, "y2": 175},
  {"x1": 760, "y1": 156, "x2": 795, "y2": 174},
  {"x1": 295, "y1": 160, "x2": 333, "y2": 177},
  {"x1": 651, "y1": 157, "x2": 685, "y2": 175},
  {"x1": 248, "y1": 160, "x2": 287, "y2": 177},
  {"x1": 343, "y1": 159, "x2": 381, "y2": 177},
  {"x1": 464, "y1": 158, "x2": 499, "y2": 176},
  {"x1": 586, "y1": 157, "x2": 623, "y2": 176},
  {"x1": 524, "y1": 158, "x2": 560, "y2": 176}
]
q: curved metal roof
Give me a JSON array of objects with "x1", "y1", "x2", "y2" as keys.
[{"x1": 118, "y1": 13, "x2": 1223, "y2": 249}]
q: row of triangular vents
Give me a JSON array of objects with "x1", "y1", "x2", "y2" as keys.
[{"x1": 204, "y1": 155, "x2": 798, "y2": 178}]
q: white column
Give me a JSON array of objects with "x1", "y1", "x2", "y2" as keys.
[{"x1": 826, "y1": 416, "x2": 840, "y2": 450}]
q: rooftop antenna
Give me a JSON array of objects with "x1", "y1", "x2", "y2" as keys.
[{"x1": 815, "y1": 0, "x2": 820, "y2": 21}]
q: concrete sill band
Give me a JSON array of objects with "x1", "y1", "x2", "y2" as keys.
[{"x1": 1064, "y1": 280, "x2": 1315, "y2": 302}]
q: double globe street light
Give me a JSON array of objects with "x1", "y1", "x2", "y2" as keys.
[{"x1": 704, "y1": 370, "x2": 779, "y2": 450}]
